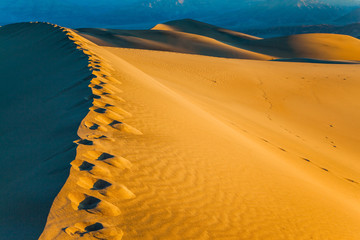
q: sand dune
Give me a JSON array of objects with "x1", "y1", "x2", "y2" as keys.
[
  {"x1": 1, "y1": 20, "x2": 360, "y2": 240},
  {"x1": 76, "y1": 28, "x2": 272, "y2": 60},
  {"x1": 243, "y1": 33, "x2": 360, "y2": 61},
  {"x1": 152, "y1": 19, "x2": 360, "y2": 61},
  {"x1": 77, "y1": 19, "x2": 360, "y2": 62},
  {"x1": 152, "y1": 19, "x2": 262, "y2": 41}
]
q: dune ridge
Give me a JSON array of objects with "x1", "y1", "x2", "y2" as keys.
[
  {"x1": 0, "y1": 22, "x2": 96, "y2": 239},
  {"x1": 39, "y1": 26, "x2": 142, "y2": 240}
]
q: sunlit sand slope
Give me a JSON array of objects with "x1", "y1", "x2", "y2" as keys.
[
  {"x1": 40, "y1": 25, "x2": 360, "y2": 239},
  {"x1": 243, "y1": 33, "x2": 360, "y2": 61},
  {"x1": 0, "y1": 22, "x2": 92, "y2": 239}
]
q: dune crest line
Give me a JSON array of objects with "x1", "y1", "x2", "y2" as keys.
[{"x1": 39, "y1": 23, "x2": 140, "y2": 240}]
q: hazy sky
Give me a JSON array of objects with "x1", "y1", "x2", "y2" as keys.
[{"x1": 0, "y1": 0, "x2": 359, "y2": 29}]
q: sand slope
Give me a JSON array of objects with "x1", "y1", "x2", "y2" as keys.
[
  {"x1": 1, "y1": 20, "x2": 360, "y2": 240},
  {"x1": 244, "y1": 33, "x2": 360, "y2": 61},
  {"x1": 0, "y1": 22, "x2": 92, "y2": 239},
  {"x1": 40, "y1": 25, "x2": 360, "y2": 239}
]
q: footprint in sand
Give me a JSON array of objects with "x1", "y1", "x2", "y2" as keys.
[
  {"x1": 64, "y1": 222, "x2": 123, "y2": 239},
  {"x1": 84, "y1": 150, "x2": 132, "y2": 169},
  {"x1": 86, "y1": 134, "x2": 115, "y2": 142},
  {"x1": 109, "y1": 120, "x2": 143, "y2": 135},
  {"x1": 84, "y1": 121, "x2": 107, "y2": 132},
  {"x1": 77, "y1": 176, "x2": 135, "y2": 199},
  {"x1": 71, "y1": 159, "x2": 111, "y2": 176},
  {"x1": 74, "y1": 139, "x2": 94, "y2": 146},
  {"x1": 68, "y1": 192, "x2": 121, "y2": 216}
]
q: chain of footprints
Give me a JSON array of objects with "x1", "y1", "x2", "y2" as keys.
[{"x1": 55, "y1": 26, "x2": 142, "y2": 239}]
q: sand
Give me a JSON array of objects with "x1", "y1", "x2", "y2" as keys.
[
  {"x1": 1, "y1": 20, "x2": 360, "y2": 240},
  {"x1": 0, "y1": 22, "x2": 92, "y2": 239}
]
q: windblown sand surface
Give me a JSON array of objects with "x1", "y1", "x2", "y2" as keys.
[{"x1": 1, "y1": 20, "x2": 360, "y2": 240}]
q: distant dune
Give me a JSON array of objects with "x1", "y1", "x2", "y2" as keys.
[
  {"x1": 76, "y1": 27, "x2": 271, "y2": 60},
  {"x1": 1, "y1": 19, "x2": 360, "y2": 240},
  {"x1": 242, "y1": 33, "x2": 360, "y2": 61},
  {"x1": 78, "y1": 19, "x2": 360, "y2": 61},
  {"x1": 152, "y1": 19, "x2": 262, "y2": 41},
  {"x1": 243, "y1": 23, "x2": 360, "y2": 39}
]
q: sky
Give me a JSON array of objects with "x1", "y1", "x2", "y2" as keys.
[{"x1": 0, "y1": 0, "x2": 359, "y2": 29}]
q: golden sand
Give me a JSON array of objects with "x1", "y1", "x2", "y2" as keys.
[{"x1": 2, "y1": 20, "x2": 360, "y2": 240}]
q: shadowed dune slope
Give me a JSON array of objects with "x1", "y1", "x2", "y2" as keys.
[{"x1": 0, "y1": 22, "x2": 92, "y2": 239}]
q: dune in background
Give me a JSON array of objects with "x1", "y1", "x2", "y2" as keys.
[
  {"x1": 1, "y1": 19, "x2": 360, "y2": 240},
  {"x1": 78, "y1": 19, "x2": 360, "y2": 62}
]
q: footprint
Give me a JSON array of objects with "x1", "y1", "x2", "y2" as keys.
[
  {"x1": 77, "y1": 176, "x2": 135, "y2": 199},
  {"x1": 86, "y1": 134, "x2": 114, "y2": 142},
  {"x1": 91, "y1": 77, "x2": 106, "y2": 86},
  {"x1": 92, "y1": 85, "x2": 103, "y2": 90},
  {"x1": 71, "y1": 159, "x2": 111, "y2": 176},
  {"x1": 93, "y1": 107, "x2": 107, "y2": 114},
  {"x1": 75, "y1": 139, "x2": 94, "y2": 146},
  {"x1": 78, "y1": 196, "x2": 101, "y2": 210},
  {"x1": 65, "y1": 222, "x2": 123, "y2": 239},
  {"x1": 84, "y1": 222, "x2": 104, "y2": 232},
  {"x1": 91, "y1": 107, "x2": 125, "y2": 122},
  {"x1": 91, "y1": 85, "x2": 115, "y2": 95},
  {"x1": 93, "y1": 100, "x2": 132, "y2": 117},
  {"x1": 110, "y1": 121, "x2": 143, "y2": 135},
  {"x1": 68, "y1": 192, "x2": 121, "y2": 216},
  {"x1": 85, "y1": 94, "x2": 101, "y2": 100},
  {"x1": 78, "y1": 161, "x2": 95, "y2": 171},
  {"x1": 98, "y1": 153, "x2": 114, "y2": 160},
  {"x1": 345, "y1": 178, "x2": 358, "y2": 184},
  {"x1": 92, "y1": 179, "x2": 112, "y2": 190},
  {"x1": 77, "y1": 177, "x2": 111, "y2": 191},
  {"x1": 84, "y1": 121, "x2": 107, "y2": 132},
  {"x1": 84, "y1": 151, "x2": 132, "y2": 169},
  {"x1": 279, "y1": 148, "x2": 287, "y2": 152},
  {"x1": 86, "y1": 122, "x2": 99, "y2": 130}
]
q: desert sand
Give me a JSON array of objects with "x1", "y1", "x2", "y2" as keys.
[{"x1": 1, "y1": 20, "x2": 360, "y2": 240}]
